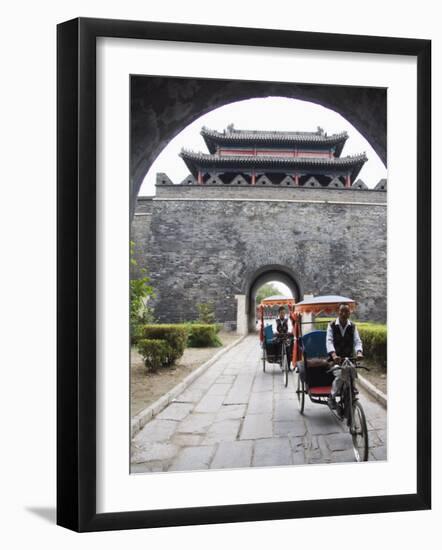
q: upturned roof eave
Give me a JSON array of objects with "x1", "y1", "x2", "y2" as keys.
[
  {"x1": 181, "y1": 155, "x2": 198, "y2": 177},
  {"x1": 350, "y1": 162, "x2": 366, "y2": 183},
  {"x1": 180, "y1": 150, "x2": 367, "y2": 173}
]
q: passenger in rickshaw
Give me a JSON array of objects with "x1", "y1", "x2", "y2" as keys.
[
  {"x1": 275, "y1": 306, "x2": 294, "y2": 368},
  {"x1": 326, "y1": 303, "x2": 364, "y2": 409}
]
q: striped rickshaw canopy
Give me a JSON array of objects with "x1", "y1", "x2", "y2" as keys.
[
  {"x1": 259, "y1": 295, "x2": 295, "y2": 308},
  {"x1": 294, "y1": 295, "x2": 356, "y2": 315}
]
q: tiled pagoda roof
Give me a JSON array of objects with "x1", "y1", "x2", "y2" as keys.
[
  {"x1": 180, "y1": 149, "x2": 367, "y2": 182},
  {"x1": 201, "y1": 125, "x2": 349, "y2": 156}
]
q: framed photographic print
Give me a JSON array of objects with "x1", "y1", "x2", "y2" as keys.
[{"x1": 57, "y1": 17, "x2": 431, "y2": 532}]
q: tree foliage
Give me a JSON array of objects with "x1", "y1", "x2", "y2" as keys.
[
  {"x1": 130, "y1": 240, "x2": 155, "y2": 341},
  {"x1": 255, "y1": 282, "x2": 280, "y2": 306},
  {"x1": 197, "y1": 302, "x2": 216, "y2": 324}
]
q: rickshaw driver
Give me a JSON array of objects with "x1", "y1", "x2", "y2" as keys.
[
  {"x1": 326, "y1": 303, "x2": 363, "y2": 409},
  {"x1": 276, "y1": 306, "x2": 289, "y2": 334},
  {"x1": 276, "y1": 306, "x2": 294, "y2": 368}
]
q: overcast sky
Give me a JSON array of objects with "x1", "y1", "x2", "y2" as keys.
[{"x1": 139, "y1": 96, "x2": 387, "y2": 196}]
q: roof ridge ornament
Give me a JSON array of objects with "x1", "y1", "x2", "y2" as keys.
[{"x1": 201, "y1": 126, "x2": 349, "y2": 141}]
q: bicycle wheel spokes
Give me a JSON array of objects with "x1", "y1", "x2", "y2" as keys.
[
  {"x1": 296, "y1": 371, "x2": 305, "y2": 414},
  {"x1": 351, "y1": 401, "x2": 369, "y2": 462},
  {"x1": 282, "y1": 350, "x2": 289, "y2": 387}
]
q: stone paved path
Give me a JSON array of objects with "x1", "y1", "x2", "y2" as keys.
[{"x1": 131, "y1": 336, "x2": 387, "y2": 473}]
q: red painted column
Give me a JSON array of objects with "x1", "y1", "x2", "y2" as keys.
[
  {"x1": 294, "y1": 174, "x2": 299, "y2": 186},
  {"x1": 252, "y1": 171, "x2": 256, "y2": 185},
  {"x1": 345, "y1": 174, "x2": 351, "y2": 188},
  {"x1": 197, "y1": 171, "x2": 202, "y2": 184}
]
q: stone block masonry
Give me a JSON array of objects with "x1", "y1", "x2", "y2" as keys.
[{"x1": 132, "y1": 185, "x2": 387, "y2": 325}]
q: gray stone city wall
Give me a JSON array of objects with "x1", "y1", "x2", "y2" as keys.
[
  {"x1": 154, "y1": 184, "x2": 387, "y2": 204},
  {"x1": 132, "y1": 186, "x2": 387, "y2": 326}
]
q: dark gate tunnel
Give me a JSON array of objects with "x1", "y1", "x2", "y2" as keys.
[
  {"x1": 245, "y1": 265, "x2": 301, "y2": 333},
  {"x1": 130, "y1": 76, "x2": 387, "y2": 216}
]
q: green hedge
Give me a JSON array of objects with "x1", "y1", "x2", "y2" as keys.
[
  {"x1": 186, "y1": 323, "x2": 222, "y2": 347},
  {"x1": 139, "y1": 324, "x2": 189, "y2": 367},
  {"x1": 358, "y1": 325, "x2": 387, "y2": 367},
  {"x1": 137, "y1": 339, "x2": 171, "y2": 371},
  {"x1": 314, "y1": 317, "x2": 335, "y2": 329}
]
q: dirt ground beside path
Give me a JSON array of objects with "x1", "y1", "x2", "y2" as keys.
[
  {"x1": 131, "y1": 331, "x2": 241, "y2": 417},
  {"x1": 359, "y1": 359, "x2": 387, "y2": 395}
]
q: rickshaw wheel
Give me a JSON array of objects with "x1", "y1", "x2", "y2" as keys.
[
  {"x1": 351, "y1": 401, "x2": 369, "y2": 461},
  {"x1": 296, "y1": 372, "x2": 305, "y2": 414},
  {"x1": 282, "y1": 353, "x2": 289, "y2": 387}
]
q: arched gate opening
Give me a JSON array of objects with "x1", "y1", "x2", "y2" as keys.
[{"x1": 242, "y1": 265, "x2": 301, "y2": 333}]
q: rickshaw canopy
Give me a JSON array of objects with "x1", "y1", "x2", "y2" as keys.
[
  {"x1": 258, "y1": 295, "x2": 295, "y2": 343},
  {"x1": 290, "y1": 295, "x2": 356, "y2": 364},
  {"x1": 294, "y1": 295, "x2": 356, "y2": 315},
  {"x1": 259, "y1": 295, "x2": 295, "y2": 308}
]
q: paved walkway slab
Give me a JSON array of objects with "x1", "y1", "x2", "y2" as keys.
[{"x1": 131, "y1": 335, "x2": 387, "y2": 473}]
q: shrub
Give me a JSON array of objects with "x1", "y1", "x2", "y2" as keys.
[
  {"x1": 131, "y1": 311, "x2": 154, "y2": 345},
  {"x1": 140, "y1": 324, "x2": 189, "y2": 366},
  {"x1": 314, "y1": 317, "x2": 334, "y2": 329},
  {"x1": 137, "y1": 339, "x2": 171, "y2": 371},
  {"x1": 187, "y1": 323, "x2": 222, "y2": 347},
  {"x1": 197, "y1": 302, "x2": 216, "y2": 324},
  {"x1": 358, "y1": 325, "x2": 387, "y2": 367}
]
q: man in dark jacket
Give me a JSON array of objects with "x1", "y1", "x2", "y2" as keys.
[
  {"x1": 326, "y1": 303, "x2": 363, "y2": 408},
  {"x1": 276, "y1": 306, "x2": 289, "y2": 334},
  {"x1": 275, "y1": 306, "x2": 293, "y2": 368}
]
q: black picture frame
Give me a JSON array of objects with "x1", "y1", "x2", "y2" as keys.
[{"x1": 57, "y1": 17, "x2": 431, "y2": 532}]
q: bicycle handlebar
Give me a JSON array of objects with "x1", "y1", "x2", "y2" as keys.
[{"x1": 326, "y1": 359, "x2": 370, "y2": 373}]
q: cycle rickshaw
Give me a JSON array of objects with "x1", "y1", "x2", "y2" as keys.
[
  {"x1": 291, "y1": 295, "x2": 370, "y2": 461},
  {"x1": 258, "y1": 296, "x2": 295, "y2": 387}
]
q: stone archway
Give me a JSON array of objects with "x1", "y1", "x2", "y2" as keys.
[
  {"x1": 242, "y1": 264, "x2": 302, "y2": 333},
  {"x1": 130, "y1": 76, "x2": 387, "y2": 216}
]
